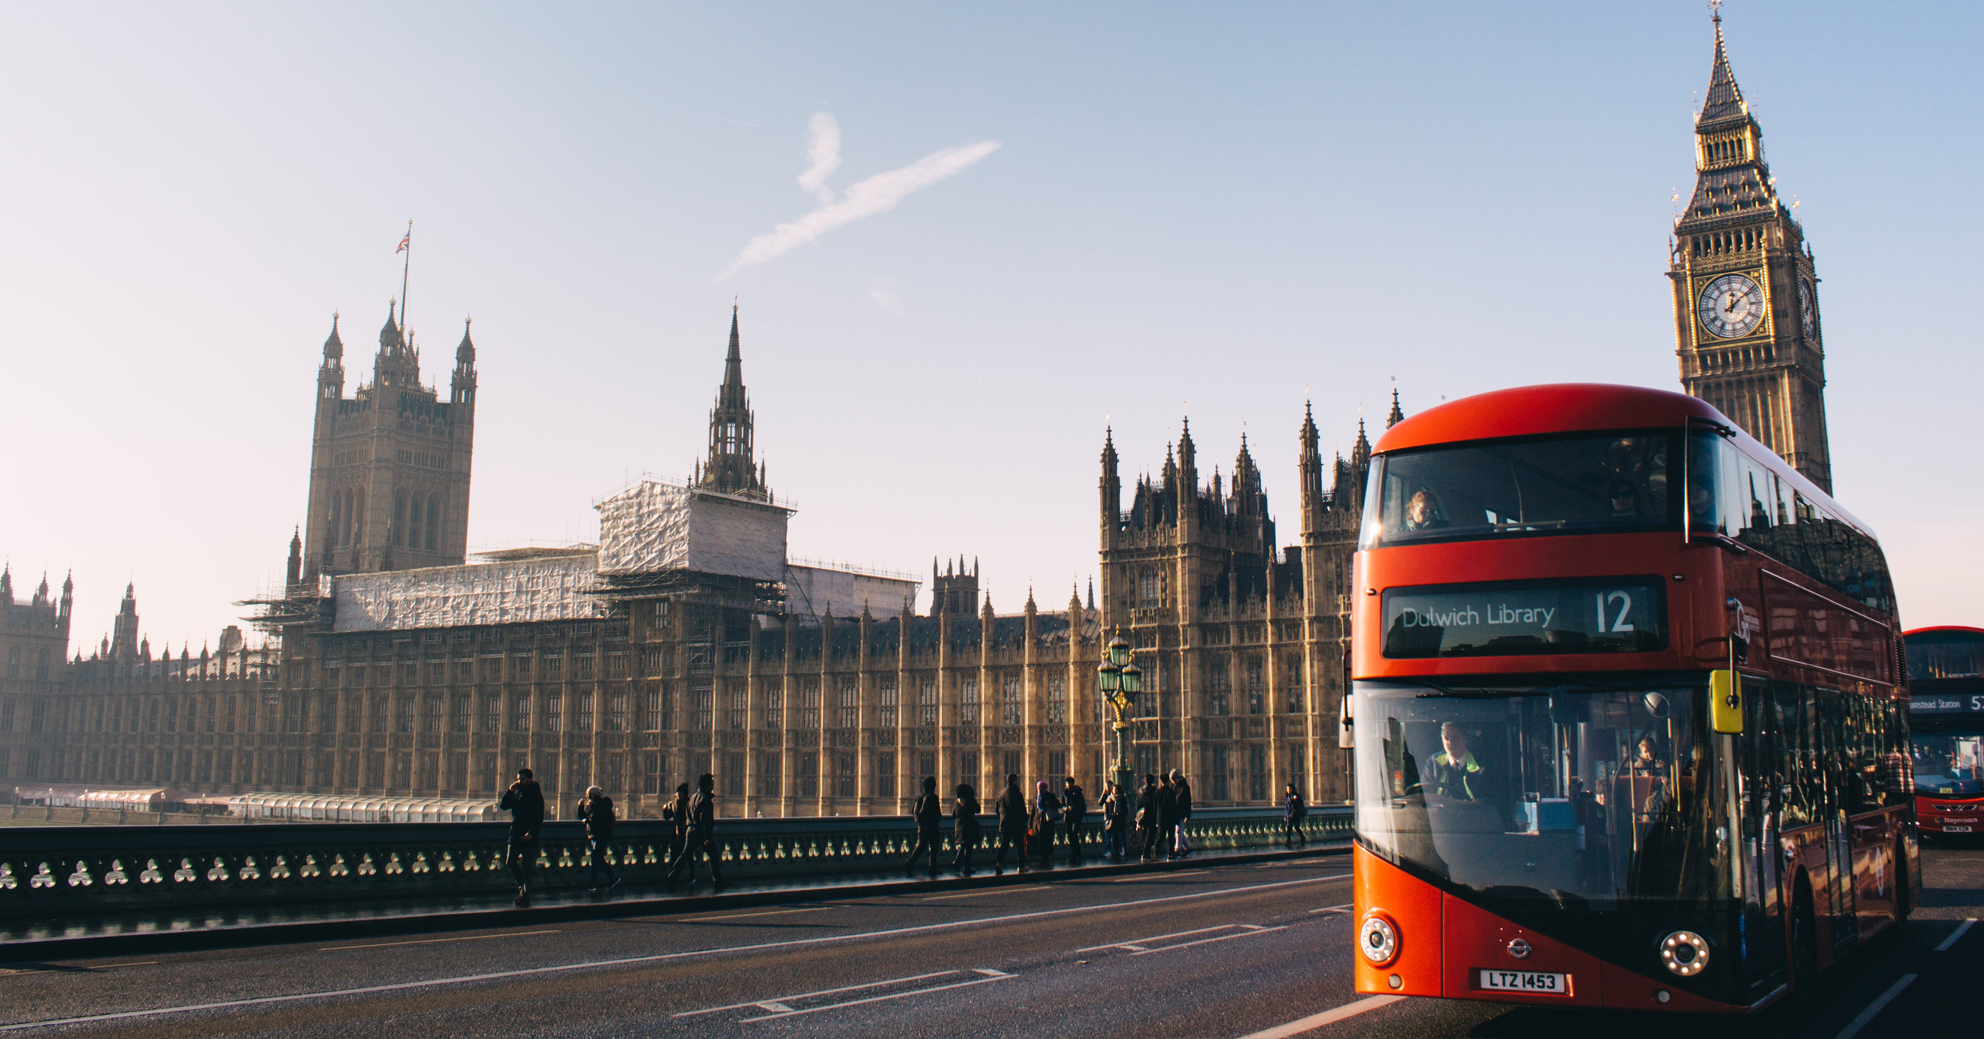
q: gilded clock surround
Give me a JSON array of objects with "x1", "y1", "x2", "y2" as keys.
[{"x1": 1667, "y1": 12, "x2": 1833, "y2": 493}]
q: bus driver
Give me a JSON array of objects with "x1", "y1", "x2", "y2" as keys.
[{"x1": 1427, "y1": 722, "x2": 1491, "y2": 802}]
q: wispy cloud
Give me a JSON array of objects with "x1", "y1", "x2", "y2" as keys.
[
  {"x1": 796, "y1": 113, "x2": 841, "y2": 203},
  {"x1": 723, "y1": 114, "x2": 1000, "y2": 278}
]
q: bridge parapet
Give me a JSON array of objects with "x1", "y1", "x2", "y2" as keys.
[{"x1": 0, "y1": 806, "x2": 1350, "y2": 916}]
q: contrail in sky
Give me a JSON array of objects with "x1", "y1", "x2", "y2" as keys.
[{"x1": 723, "y1": 114, "x2": 999, "y2": 277}]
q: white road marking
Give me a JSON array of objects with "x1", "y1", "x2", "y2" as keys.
[
  {"x1": 682, "y1": 905, "x2": 834, "y2": 922},
  {"x1": 319, "y1": 929, "x2": 560, "y2": 952},
  {"x1": 1239, "y1": 995, "x2": 1406, "y2": 1038},
  {"x1": 1934, "y1": 918, "x2": 1977, "y2": 952},
  {"x1": 970, "y1": 968, "x2": 1011, "y2": 976},
  {"x1": 1130, "y1": 924, "x2": 1285, "y2": 955},
  {"x1": 0, "y1": 874, "x2": 1336, "y2": 1032},
  {"x1": 919, "y1": 887, "x2": 1047, "y2": 901},
  {"x1": 1308, "y1": 903, "x2": 1352, "y2": 914},
  {"x1": 1112, "y1": 869, "x2": 1211, "y2": 882},
  {"x1": 755, "y1": 1001, "x2": 792, "y2": 1013},
  {"x1": 673, "y1": 970, "x2": 958, "y2": 1017},
  {"x1": 0, "y1": 962, "x2": 155, "y2": 976},
  {"x1": 1833, "y1": 973, "x2": 1916, "y2": 1039},
  {"x1": 737, "y1": 970, "x2": 1016, "y2": 1022},
  {"x1": 1075, "y1": 923, "x2": 1246, "y2": 953}
]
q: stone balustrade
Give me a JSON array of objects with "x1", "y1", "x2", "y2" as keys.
[{"x1": 0, "y1": 805, "x2": 1349, "y2": 916}]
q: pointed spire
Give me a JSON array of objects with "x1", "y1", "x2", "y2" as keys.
[
  {"x1": 456, "y1": 317, "x2": 475, "y2": 367},
  {"x1": 1386, "y1": 388, "x2": 1404, "y2": 429},
  {"x1": 0, "y1": 564, "x2": 11, "y2": 602},
  {"x1": 1087, "y1": 576, "x2": 1095, "y2": 611},
  {"x1": 380, "y1": 300, "x2": 403, "y2": 350},
  {"x1": 324, "y1": 312, "x2": 344, "y2": 361},
  {"x1": 1698, "y1": 4, "x2": 1747, "y2": 126}
]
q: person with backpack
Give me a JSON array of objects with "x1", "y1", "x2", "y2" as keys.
[
  {"x1": 1061, "y1": 776, "x2": 1088, "y2": 863},
  {"x1": 1032, "y1": 780, "x2": 1062, "y2": 869},
  {"x1": 993, "y1": 774, "x2": 1028, "y2": 873},
  {"x1": 1282, "y1": 783, "x2": 1307, "y2": 847},
  {"x1": 664, "y1": 773, "x2": 721, "y2": 885},
  {"x1": 904, "y1": 776, "x2": 944, "y2": 873},
  {"x1": 952, "y1": 782, "x2": 982, "y2": 875},
  {"x1": 497, "y1": 767, "x2": 544, "y2": 906},
  {"x1": 577, "y1": 785, "x2": 620, "y2": 893}
]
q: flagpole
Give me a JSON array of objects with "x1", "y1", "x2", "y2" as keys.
[{"x1": 399, "y1": 219, "x2": 412, "y2": 335}]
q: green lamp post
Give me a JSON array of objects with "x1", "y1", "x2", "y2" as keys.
[{"x1": 1098, "y1": 630, "x2": 1142, "y2": 800}]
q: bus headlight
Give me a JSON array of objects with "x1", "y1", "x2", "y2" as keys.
[
  {"x1": 1659, "y1": 930, "x2": 1709, "y2": 976},
  {"x1": 1359, "y1": 914, "x2": 1399, "y2": 966}
]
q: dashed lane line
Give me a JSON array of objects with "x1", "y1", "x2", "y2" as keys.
[
  {"x1": 1113, "y1": 869, "x2": 1211, "y2": 882},
  {"x1": 1129, "y1": 924, "x2": 1285, "y2": 955},
  {"x1": 1074, "y1": 924, "x2": 1242, "y2": 953},
  {"x1": 0, "y1": 874, "x2": 1336, "y2": 1032},
  {"x1": 1934, "y1": 918, "x2": 1977, "y2": 952},
  {"x1": 1834, "y1": 973, "x2": 1917, "y2": 1039},
  {"x1": 1308, "y1": 903, "x2": 1353, "y2": 914},
  {"x1": 319, "y1": 929, "x2": 560, "y2": 952},
  {"x1": 681, "y1": 905, "x2": 835, "y2": 923},
  {"x1": 736, "y1": 969, "x2": 1015, "y2": 1023},
  {"x1": 672, "y1": 970, "x2": 957, "y2": 1017},
  {"x1": 1239, "y1": 995, "x2": 1405, "y2": 1038}
]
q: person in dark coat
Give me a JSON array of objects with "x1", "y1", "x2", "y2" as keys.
[
  {"x1": 663, "y1": 782, "x2": 691, "y2": 867},
  {"x1": 578, "y1": 785, "x2": 620, "y2": 892},
  {"x1": 1282, "y1": 783, "x2": 1307, "y2": 847},
  {"x1": 1136, "y1": 773, "x2": 1162, "y2": 861},
  {"x1": 1153, "y1": 773, "x2": 1179, "y2": 860},
  {"x1": 1170, "y1": 769, "x2": 1194, "y2": 859},
  {"x1": 664, "y1": 773, "x2": 721, "y2": 885},
  {"x1": 905, "y1": 776, "x2": 944, "y2": 873},
  {"x1": 1101, "y1": 781, "x2": 1128, "y2": 861},
  {"x1": 1061, "y1": 777, "x2": 1087, "y2": 863},
  {"x1": 498, "y1": 767, "x2": 545, "y2": 905},
  {"x1": 993, "y1": 774, "x2": 1028, "y2": 873},
  {"x1": 952, "y1": 782, "x2": 982, "y2": 874},
  {"x1": 1032, "y1": 780, "x2": 1062, "y2": 868}
]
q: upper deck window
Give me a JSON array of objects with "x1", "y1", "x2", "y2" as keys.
[{"x1": 1362, "y1": 433, "x2": 1674, "y2": 549}]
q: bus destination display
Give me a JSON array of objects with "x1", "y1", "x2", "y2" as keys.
[{"x1": 1381, "y1": 579, "x2": 1666, "y2": 658}]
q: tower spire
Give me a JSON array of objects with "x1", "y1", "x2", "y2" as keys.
[{"x1": 696, "y1": 304, "x2": 766, "y2": 500}]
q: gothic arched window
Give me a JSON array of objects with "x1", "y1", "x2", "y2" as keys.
[
  {"x1": 393, "y1": 494, "x2": 407, "y2": 547},
  {"x1": 425, "y1": 495, "x2": 440, "y2": 551}
]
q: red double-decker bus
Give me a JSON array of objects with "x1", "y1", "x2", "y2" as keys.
[
  {"x1": 1905, "y1": 627, "x2": 1984, "y2": 841},
  {"x1": 1348, "y1": 384, "x2": 1915, "y2": 1013}
]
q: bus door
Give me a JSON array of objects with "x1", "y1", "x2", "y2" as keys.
[
  {"x1": 1739, "y1": 677, "x2": 1787, "y2": 996},
  {"x1": 1818, "y1": 687, "x2": 1859, "y2": 957}
]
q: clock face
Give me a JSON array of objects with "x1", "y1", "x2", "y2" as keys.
[
  {"x1": 1698, "y1": 273, "x2": 1766, "y2": 339},
  {"x1": 1799, "y1": 280, "x2": 1818, "y2": 339}
]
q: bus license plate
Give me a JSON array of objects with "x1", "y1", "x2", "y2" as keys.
[
  {"x1": 1947, "y1": 825, "x2": 1973, "y2": 833},
  {"x1": 1480, "y1": 969, "x2": 1570, "y2": 995}
]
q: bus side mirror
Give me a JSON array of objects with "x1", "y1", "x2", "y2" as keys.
[
  {"x1": 1339, "y1": 696, "x2": 1356, "y2": 749},
  {"x1": 1710, "y1": 670, "x2": 1743, "y2": 734}
]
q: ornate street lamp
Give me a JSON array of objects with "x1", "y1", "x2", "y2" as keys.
[{"x1": 1098, "y1": 630, "x2": 1141, "y2": 802}]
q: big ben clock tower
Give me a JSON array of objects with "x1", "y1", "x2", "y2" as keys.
[{"x1": 1669, "y1": 8, "x2": 1833, "y2": 493}]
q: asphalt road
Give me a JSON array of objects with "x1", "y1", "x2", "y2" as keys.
[{"x1": 1, "y1": 847, "x2": 1979, "y2": 1038}]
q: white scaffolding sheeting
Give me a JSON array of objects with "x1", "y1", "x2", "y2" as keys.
[
  {"x1": 595, "y1": 480, "x2": 790, "y2": 581},
  {"x1": 332, "y1": 552, "x2": 607, "y2": 632},
  {"x1": 784, "y1": 564, "x2": 920, "y2": 620}
]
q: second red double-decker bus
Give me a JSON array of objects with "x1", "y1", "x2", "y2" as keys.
[
  {"x1": 1348, "y1": 384, "x2": 1915, "y2": 1013},
  {"x1": 1905, "y1": 627, "x2": 1984, "y2": 841}
]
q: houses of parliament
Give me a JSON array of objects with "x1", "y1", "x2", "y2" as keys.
[{"x1": 0, "y1": 18, "x2": 1834, "y2": 819}]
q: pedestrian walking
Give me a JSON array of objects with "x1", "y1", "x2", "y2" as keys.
[
  {"x1": 1101, "y1": 781, "x2": 1128, "y2": 861},
  {"x1": 664, "y1": 773, "x2": 721, "y2": 885},
  {"x1": 1136, "y1": 773, "x2": 1162, "y2": 861},
  {"x1": 498, "y1": 767, "x2": 544, "y2": 906},
  {"x1": 663, "y1": 782, "x2": 690, "y2": 867},
  {"x1": 1032, "y1": 780, "x2": 1062, "y2": 868},
  {"x1": 952, "y1": 782, "x2": 982, "y2": 874},
  {"x1": 1062, "y1": 776, "x2": 1087, "y2": 863},
  {"x1": 1171, "y1": 769, "x2": 1194, "y2": 859},
  {"x1": 1155, "y1": 772, "x2": 1179, "y2": 860},
  {"x1": 1282, "y1": 783, "x2": 1307, "y2": 847},
  {"x1": 577, "y1": 785, "x2": 620, "y2": 893},
  {"x1": 993, "y1": 773, "x2": 1028, "y2": 873},
  {"x1": 904, "y1": 776, "x2": 944, "y2": 873}
]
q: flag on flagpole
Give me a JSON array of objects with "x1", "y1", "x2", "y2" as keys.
[{"x1": 396, "y1": 233, "x2": 410, "y2": 254}]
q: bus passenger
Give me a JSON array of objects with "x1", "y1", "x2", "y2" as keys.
[
  {"x1": 1404, "y1": 490, "x2": 1448, "y2": 532},
  {"x1": 1426, "y1": 722, "x2": 1490, "y2": 802}
]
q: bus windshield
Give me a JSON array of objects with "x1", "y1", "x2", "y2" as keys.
[
  {"x1": 1363, "y1": 433, "x2": 1674, "y2": 548},
  {"x1": 1354, "y1": 680, "x2": 1728, "y2": 910},
  {"x1": 1914, "y1": 731, "x2": 1984, "y2": 797}
]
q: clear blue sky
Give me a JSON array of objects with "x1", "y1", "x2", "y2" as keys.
[{"x1": 2, "y1": 2, "x2": 1977, "y2": 651}]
